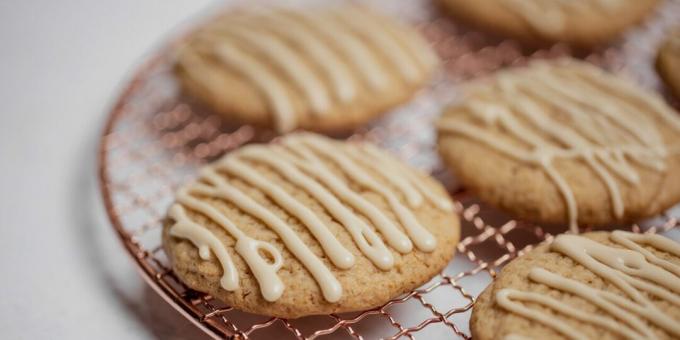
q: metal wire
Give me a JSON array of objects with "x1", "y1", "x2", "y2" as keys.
[{"x1": 98, "y1": 1, "x2": 680, "y2": 338}]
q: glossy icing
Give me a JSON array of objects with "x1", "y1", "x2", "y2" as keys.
[
  {"x1": 184, "y1": 6, "x2": 437, "y2": 132},
  {"x1": 169, "y1": 134, "x2": 453, "y2": 302},
  {"x1": 438, "y1": 60, "x2": 680, "y2": 231},
  {"x1": 498, "y1": 231, "x2": 680, "y2": 339}
]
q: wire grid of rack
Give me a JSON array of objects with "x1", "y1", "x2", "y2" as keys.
[{"x1": 97, "y1": 0, "x2": 680, "y2": 338}]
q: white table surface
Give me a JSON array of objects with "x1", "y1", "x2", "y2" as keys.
[
  {"x1": 2, "y1": 1, "x2": 680, "y2": 339},
  {"x1": 0, "y1": 1, "x2": 219, "y2": 338}
]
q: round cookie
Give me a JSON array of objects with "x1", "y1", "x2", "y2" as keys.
[
  {"x1": 437, "y1": 59, "x2": 680, "y2": 231},
  {"x1": 162, "y1": 133, "x2": 460, "y2": 318},
  {"x1": 471, "y1": 231, "x2": 680, "y2": 340},
  {"x1": 436, "y1": 0, "x2": 659, "y2": 47},
  {"x1": 657, "y1": 29, "x2": 680, "y2": 99},
  {"x1": 174, "y1": 6, "x2": 439, "y2": 133}
]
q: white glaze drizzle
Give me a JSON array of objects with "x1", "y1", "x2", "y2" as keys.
[
  {"x1": 257, "y1": 10, "x2": 357, "y2": 103},
  {"x1": 212, "y1": 43, "x2": 296, "y2": 132},
  {"x1": 437, "y1": 60, "x2": 680, "y2": 232},
  {"x1": 360, "y1": 9, "x2": 439, "y2": 72},
  {"x1": 168, "y1": 204, "x2": 240, "y2": 291},
  {"x1": 344, "y1": 145, "x2": 424, "y2": 207},
  {"x1": 332, "y1": 7, "x2": 422, "y2": 83},
  {"x1": 210, "y1": 24, "x2": 331, "y2": 115},
  {"x1": 238, "y1": 145, "x2": 395, "y2": 270},
  {"x1": 496, "y1": 231, "x2": 680, "y2": 339},
  {"x1": 499, "y1": 0, "x2": 625, "y2": 37},
  {"x1": 184, "y1": 6, "x2": 437, "y2": 132},
  {"x1": 292, "y1": 9, "x2": 389, "y2": 91},
  {"x1": 296, "y1": 135, "x2": 438, "y2": 252},
  {"x1": 218, "y1": 156, "x2": 356, "y2": 270},
  {"x1": 169, "y1": 134, "x2": 451, "y2": 302},
  {"x1": 359, "y1": 143, "x2": 454, "y2": 211},
  {"x1": 171, "y1": 189, "x2": 286, "y2": 301},
  {"x1": 189, "y1": 167, "x2": 342, "y2": 302},
  {"x1": 280, "y1": 138, "x2": 415, "y2": 253}
]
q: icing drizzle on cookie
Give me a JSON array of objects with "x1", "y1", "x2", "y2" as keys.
[
  {"x1": 438, "y1": 60, "x2": 680, "y2": 232},
  {"x1": 496, "y1": 231, "x2": 680, "y2": 339},
  {"x1": 183, "y1": 6, "x2": 438, "y2": 132},
  {"x1": 168, "y1": 134, "x2": 452, "y2": 302},
  {"x1": 499, "y1": 0, "x2": 625, "y2": 37}
]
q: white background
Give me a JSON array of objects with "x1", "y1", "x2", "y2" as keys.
[{"x1": 0, "y1": 1, "x2": 219, "y2": 338}]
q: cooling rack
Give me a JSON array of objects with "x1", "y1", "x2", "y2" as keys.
[{"x1": 98, "y1": 0, "x2": 680, "y2": 338}]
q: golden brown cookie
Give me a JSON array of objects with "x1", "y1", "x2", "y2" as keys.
[
  {"x1": 657, "y1": 29, "x2": 680, "y2": 99},
  {"x1": 437, "y1": 0, "x2": 659, "y2": 47},
  {"x1": 162, "y1": 133, "x2": 460, "y2": 318},
  {"x1": 174, "y1": 6, "x2": 439, "y2": 133},
  {"x1": 437, "y1": 59, "x2": 680, "y2": 231},
  {"x1": 471, "y1": 231, "x2": 680, "y2": 340}
]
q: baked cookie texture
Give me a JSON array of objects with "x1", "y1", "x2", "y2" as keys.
[
  {"x1": 437, "y1": 0, "x2": 659, "y2": 47},
  {"x1": 657, "y1": 29, "x2": 680, "y2": 98},
  {"x1": 174, "y1": 6, "x2": 439, "y2": 133},
  {"x1": 471, "y1": 231, "x2": 680, "y2": 340},
  {"x1": 162, "y1": 133, "x2": 460, "y2": 318},
  {"x1": 437, "y1": 59, "x2": 680, "y2": 231}
]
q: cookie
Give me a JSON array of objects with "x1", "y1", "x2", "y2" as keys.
[
  {"x1": 436, "y1": 0, "x2": 659, "y2": 47},
  {"x1": 437, "y1": 59, "x2": 680, "y2": 231},
  {"x1": 174, "y1": 6, "x2": 439, "y2": 133},
  {"x1": 657, "y1": 29, "x2": 680, "y2": 99},
  {"x1": 162, "y1": 133, "x2": 460, "y2": 318},
  {"x1": 471, "y1": 231, "x2": 680, "y2": 339}
]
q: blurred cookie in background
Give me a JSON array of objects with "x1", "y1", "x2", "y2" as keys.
[
  {"x1": 436, "y1": 0, "x2": 659, "y2": 48},
  {"x1": 174, "y1": 6, "x2": 439, "y2": 133},
  {"x1": 437, "y1": 59, "x2": 680, "y2": 231},
  {"x1": 657, "y1": 29, "x2": 680, "y2": 99}
]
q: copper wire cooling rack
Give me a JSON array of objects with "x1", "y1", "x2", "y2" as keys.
[{"x1": 98, "y1": 1, "x2": 680, "y2": 338}]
